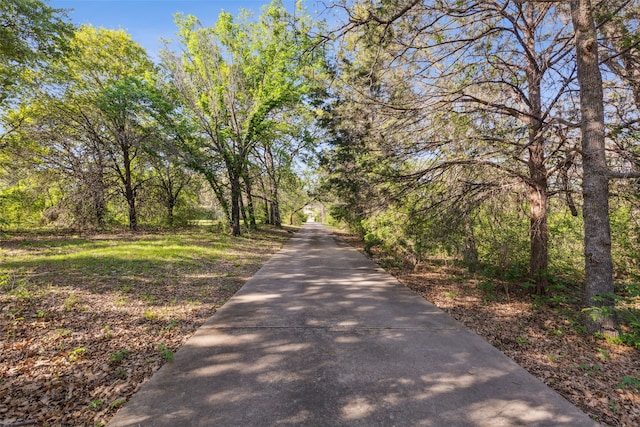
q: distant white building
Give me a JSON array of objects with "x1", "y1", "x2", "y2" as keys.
[{"x1": 302, "y1": 203, "x2": 326, "y2": 223}]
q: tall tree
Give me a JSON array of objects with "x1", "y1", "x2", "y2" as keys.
[
  {"x1": 162, "y1": 0, "x2": 325, "y2": 235},
  {"x1": 570, "y1": 0, "x2": 617, "y2": 335},
  {"x1": 11, "y1": 25, "x2": 157, "y2": 230},
  {"x1": 331, "y1": 0, "x2": 578, "y2": 292}
]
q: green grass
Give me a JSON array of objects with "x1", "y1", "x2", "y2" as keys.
[
  {"x1": 0, "y1": 230, "x2": 281, "y2": 295},
  {"x1": 1, "y1": 234, "x2": 230, "y2": 276},
  {"x1": 0, "y1": 227, "x2": 290, "y2": 319}
]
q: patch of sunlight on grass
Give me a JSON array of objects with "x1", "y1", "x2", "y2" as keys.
[{"x1": 0, "y1": 233, "x2": 233, "y2": 277}]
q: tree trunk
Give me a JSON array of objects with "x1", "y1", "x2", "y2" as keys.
[
  {"x1": 524, "y1": 2, "x2": 549, "y2": 294},
  {"x1": 240, "y1": 193, "x2": 248, "y2": 229},
  {"x1": 123, "y1": 148, "x2": 137, "y2": 232},
  {"x1": 271, "y1": 187, "x2": 282, "y2": 228},
  {"x1": 243, "y1": 174, "x2": 257, "y2": 230},
  {"x1": 229, "y1": 172, "x2": 242, "y2": 236},
  {"x1": 166, "y1": 197, "x2": 175, "y2": 227},
  {"x1": 264, "y1": 199, "x2": 270, "y2": 225},
  {"x1": 570, "y1": 0, "x2": 617, "y2": 336},
  {"x1": 529, "y1": 181, "x2": 549, "y2": 293},
  {"x1": 127, "y1": 193, "x2": 137, "y2": 231}
]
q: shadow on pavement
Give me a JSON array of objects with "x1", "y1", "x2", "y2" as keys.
[{"x1": 108, "y1": 224, "x2": 598, "y2": 427}]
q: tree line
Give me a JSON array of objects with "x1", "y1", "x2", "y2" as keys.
[
  {"x1": 318, "y1": 0, "x2": 639, "y2": 337},
  {"x1": 0, "y1": 0, "x2": 325, "y2": 234}
]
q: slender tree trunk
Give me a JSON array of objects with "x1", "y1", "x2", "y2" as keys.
[
  {"x1": 166, "y1": 197, "x2": 175, "y2": 227},
  {"x1": 271, "y1": 187, "x2": 282, "y2": 228},
  {"x1": 229, "y1": 170, "x2": 242, "y2": 236},
  {"x1": 126, "y1": 193, "x2": 137, "y2": 231},
  {"x1": 240, "y1": 193, "x2": 248, "y2": 229},
  {"x1": 123, "y1": 147, "x2": 137, "y2": 232},
  {"x1": 570, "y1": 0, "x2": 617, "y2": 336},
  {"x1": 529, "y1": 181, "x2": 549, "y2": 293},
  {"x1": 524, "y1": 2, "x2": 549, "y2": 294},
  {"x1": 242, "y1": 173, "x2": 257, "y2": 230},
  {"x1": 528, "y1": 150, "x2": 549, "y2": 294}
]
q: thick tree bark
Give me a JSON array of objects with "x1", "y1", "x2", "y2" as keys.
[
  {"x1": 271, "y1": 199, "x2": 282, "y2": 228},
  {"x1": 570, "y1": 0, "x2": 617, "y2": 336},
  {"x1": 528, "y1": 146, "x2": 549, "y2": 294},
  {"x1": 165, "y1": 196, "x2": 175, "y2": 227},
  {"x1": 240, "y1": 194, "x2": 248, "y2": 228}
]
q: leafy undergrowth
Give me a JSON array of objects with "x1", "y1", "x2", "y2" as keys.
[
  {"x1": 0, "y1": 227, "x2": 291, "y2": 427},
  {"x1": 339, "y1": 232, "x2": 640, "y2": 427}
]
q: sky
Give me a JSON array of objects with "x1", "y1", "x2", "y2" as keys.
[{"x1": 50, "y1": 0, "x2": 334, "y2": 58}]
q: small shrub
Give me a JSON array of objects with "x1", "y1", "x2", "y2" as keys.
[
  {"x1": 64, "y1": 293, "x2": 83, "y2": 311},
  {"x1": 68, "y1": 347, "x2": 87, "y2": 362},
  {"x1": 88, "y1": 399, "x2": 103, "y2": 410},
  {"x1": 156, "y1": 343, "x2": 174, "y2": 361},
  {"x1": 443, "y1": 290, "x2": 458, "y2": 299},
  {"x1": 109, "y1": 349, "x2": 129, "y2": 363},
  {"x1": 615, "y1": 376, "x2": 640, "y2": 390}
]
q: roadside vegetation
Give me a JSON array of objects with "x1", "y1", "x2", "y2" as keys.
[{"x1": 338, "y1": 231, "x2": 640, "y2": 426}]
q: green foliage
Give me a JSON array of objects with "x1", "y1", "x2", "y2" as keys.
[
  {"x1": 547, "y1": 208, "x2": 585, "y2": 280},
  {"x1": 0, "y1": 178, "x2": 48, "y2": 228},
  {"x1": 609, "y1": 203, "x2": 640, "y2": 280},
  {"x1": 109, "y1": 350, "x2": 130, "y2": 363},
  {"x1": 63, "y1": 292, "x2": 83, "y2": 311},
  {"x1": 476, "y1": 278, "x2": 498, "y2": 302},
  {"x1": 0, "y1": 0, "x2": 74, "y2": 106},
  {"x1": 87, "y1": 399, "x2": 103, "y2": 410},
  {"x1": 163, "y1": 0, "x2": 326, "y2": 235},
  {"x1": 143, "y1": 309, "x2": 158, "y2": 321},
  {"x1": 290, "y1": 211, "x2": 308, "y2": 226},
  {"x1": 582, "y1": 285, "x2": 640, "y2": 348},
  {"x1": 474, "y1": 197, "x2": 530, "y2": 278},
  {"x1": 156, "y1": 343, "x2": 174, "y2": 362},
  {"x1": 615, "y1": 376, "x2": 640, "y2": 390},
  {"x1": 110, "y1": 398, "x2": 127, "y2": 408},
  {"x1": 578, "y1": 363, "x2": 601, "y2": 373},
  {"x1": 68, "y1": 346, "x2": 87, "y2": 362}
]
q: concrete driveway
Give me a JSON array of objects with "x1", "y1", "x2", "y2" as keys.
[{"x1": 108, "y1": 223, "x2": 598, "y2": 426}]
